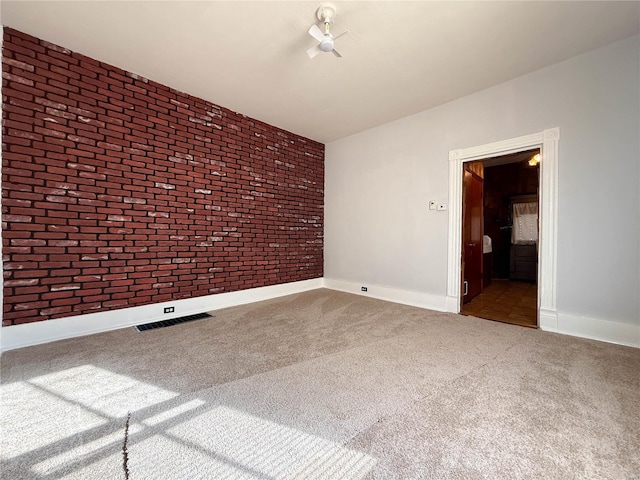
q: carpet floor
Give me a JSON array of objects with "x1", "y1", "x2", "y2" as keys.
[{"x1": 1, "y1": 289, "x2": 638, "y2": 479}]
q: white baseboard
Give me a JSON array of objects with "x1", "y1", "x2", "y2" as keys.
[
  {"x1": 445, "y1": 295, "x2": 460, "y2": 313},
  {"x1": 540, "y1": 311, "x2": 640, "y2": 348},
  {"x1": 323, "y1": 278, "x2": 448, "y2": 312},
  {"x1": 538, "y1": 308, "x2": 558, "y2": 330},
  {"x1": 3, "y1": 277, "x2": 637, "y2": 351},
  {"x1": 324, "y1": 279, "x2": 639, "y2": 348},
  {"x1": 0, "y1": 278, "x2": 323, "y2": 352}
]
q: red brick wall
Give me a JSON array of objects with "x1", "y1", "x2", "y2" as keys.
[{"x1": 1, "y1": 28, "x2": 324, "y2": 326}]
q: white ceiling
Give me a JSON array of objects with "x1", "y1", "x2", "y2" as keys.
[{"x1": 1, "y1": 1, "x2": 639, "y2": 143}]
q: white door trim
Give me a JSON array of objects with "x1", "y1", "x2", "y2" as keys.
[{"x1": 446, "y1": 128, "x2": 560, "y2": 329}]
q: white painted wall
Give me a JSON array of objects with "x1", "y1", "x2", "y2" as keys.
[{"x1": 325, "y1": 36, "x2": 640, "y2": 343}]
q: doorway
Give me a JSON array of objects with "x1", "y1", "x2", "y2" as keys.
[
  {"x1": 446, "y1": 128, "x2": 560, "y2": 332},
  {"x1": 460, "y1": 150, "x2": 540, "y2": 328}
]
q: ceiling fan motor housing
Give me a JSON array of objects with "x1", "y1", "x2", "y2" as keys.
[
  {"x1": 319, "y1": 37, "x2": 334, "y2": 52},
  {"x1": 306, "y1": 3, "x2": 346, "y2": 59}
]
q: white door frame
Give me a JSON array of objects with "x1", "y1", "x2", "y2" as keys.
[{"x1": 446, "y1": 128, "x2": 560, "y2": 329}]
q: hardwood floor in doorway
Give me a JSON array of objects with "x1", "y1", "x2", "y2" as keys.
[{"x1": 461, "y1": 279, "x2": 537, "y2": 328}]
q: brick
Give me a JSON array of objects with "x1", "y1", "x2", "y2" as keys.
[{"x1": 2, "y1": 27, "x2": 324, "y2": 326}]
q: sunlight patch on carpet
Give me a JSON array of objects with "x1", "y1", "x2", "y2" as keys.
[
  {"x1": 28, "y1": 364, "x2": 179, "y2": 417},
  {"x1": 1, "y1": 381, "x2": 108, "y2": 460},
  {"x1": 31, "y1": 423, "x2": 144, "y2": 476},
  {"x1": 143, "y1": 399, "x2": 206, "y2": 426},
  {"x1": 1, "y1": 364, "x2": 178, "y2": 467},
  {"x1": 130, "y1": 405, "x2": 377, "y2": 479}
]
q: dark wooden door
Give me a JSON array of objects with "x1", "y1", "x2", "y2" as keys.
[{"x1": 462, "y1": 166, "x2": 483, "y2": 304}]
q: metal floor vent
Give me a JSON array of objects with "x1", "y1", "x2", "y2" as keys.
[{"x1": 135, "y1": 312, "x2": 212, "y2": 332}]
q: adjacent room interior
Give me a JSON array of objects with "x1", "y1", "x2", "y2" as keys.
[
  {"x1": 460, "y1": 149, "x2": 540, "y2": 328},
  {"x1": 1, "y1": 2, "x2": 639, "y2": 479}
]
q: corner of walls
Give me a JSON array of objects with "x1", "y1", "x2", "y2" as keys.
[{"x1": 3, "y1": 278, "x2": 636, "y2": 351}]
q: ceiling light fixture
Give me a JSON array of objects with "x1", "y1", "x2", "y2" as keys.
[
  {"x1": 528, "y1": 153, "x2": 541, "y2": 166},
  {"x1": 307, "y1": 4, "x2": 349, "y2": 58}
]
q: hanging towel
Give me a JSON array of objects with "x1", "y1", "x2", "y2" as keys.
[{"x1": 483, "y1": 235, "x2": 492, "y2": 254}]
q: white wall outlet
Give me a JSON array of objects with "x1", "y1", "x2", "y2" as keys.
[{"x1": 437, "y1": 203, "x2": 447, "y2": 211}]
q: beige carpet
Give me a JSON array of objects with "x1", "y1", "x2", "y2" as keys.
[{"x1": 1, "y1": 289, "x2": 638, "y2": 479}]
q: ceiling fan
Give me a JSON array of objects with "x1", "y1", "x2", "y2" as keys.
[{"x1": 307, "y1": 4, "x2": 348, "y2": 59}]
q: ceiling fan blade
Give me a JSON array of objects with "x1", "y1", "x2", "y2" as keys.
[
  {"x1": 308, "y1": 24, "x2": 325, "y2": 42},
  {"x1": 333, "y1": 30, "x2": 349, "y2": 40},
  {"x1": 331, "y1": 48, "x2": 342, "y2": 58},
  {"x1": 307, "y1": 45, "x2": 323, "y2": 59}
]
